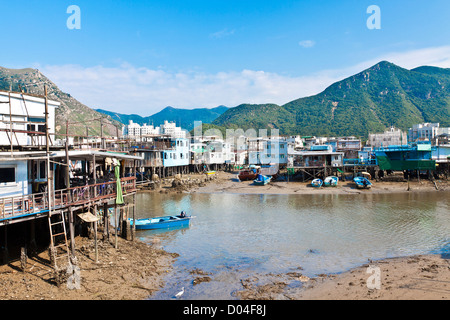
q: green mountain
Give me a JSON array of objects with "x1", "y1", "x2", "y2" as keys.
[
  {"x1": 96, "y1": 105, "x2": 228, "y2": 131},
  {"x1": 213, "y1": 61, "x2": 450, "y2": 138},
  {"x1": 0, "y1": 67, "x2": 122, "y2": 137}
]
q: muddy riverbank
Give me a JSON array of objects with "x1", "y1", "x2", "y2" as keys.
[
  {"x1": 138, "y1": 171, "x2": 450, "y2": 195},
  {"x1": 235, "y1": 254, "x2": 450, "y2": 300},
  {"x1": 0, "y1": 235, "x2": 176, "y2": 300}
]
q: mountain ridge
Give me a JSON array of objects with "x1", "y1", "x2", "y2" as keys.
[
  {"x1": 212, "y1": 61, "x2": 450, "y2": 137},
  {"x1": 96, "y1": 105, "x2": 229, "y2": 131},
  {"x1": 2, "y1": 61, "x2": 449, "y2": 140}
]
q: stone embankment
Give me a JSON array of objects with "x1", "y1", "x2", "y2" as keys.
[{"x1": 136, "y1": 173, "x2": 220, "y2": 193}]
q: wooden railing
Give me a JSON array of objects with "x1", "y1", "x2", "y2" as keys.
[{"x1": 0, "y1": 177, "x2": 136, "y2": 222}]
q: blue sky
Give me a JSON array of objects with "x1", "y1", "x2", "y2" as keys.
[{"x1": 2, "y1": 1, "x2": 450, "y2": 115}]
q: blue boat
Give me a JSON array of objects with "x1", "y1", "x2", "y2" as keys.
[
  {"x1": 129, "y1": 214, "x2": 193, "y2": 230},
  {"x1": 311, "y1": 178, "x2": 323, "y2": 188},
  {"x1": 353, "y1": 177, "x2": 372, "y2": 189},
  {"x1": 324, "y1": 176, "x2": 338, "y2": 187},
  {"x1": 254, "y1": 174, "x2": 271, "y2": 186}
]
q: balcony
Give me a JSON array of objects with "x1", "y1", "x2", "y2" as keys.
[{"x1": 0, "y1": 177, "x2": 136, "y2": 224}]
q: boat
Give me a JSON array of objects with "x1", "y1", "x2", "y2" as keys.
[
  {"x1": 253, "y1": 174, "x2": 271, "y2": 186},
  {"x1": 205, "y1": 170, "x2": 216, "y2": 175},
  {"x1": 353, "y1": 176, "x2": 372, "y2": 189},
  {"x1": 324, "y1": 176, "x2": 338, "y2": 187},
  {"x1": 238, "y1": 168, "x2": 259, "y2": 181},
  {"x1": 311, "y1": 178, "x2": 323, "y2": 188},
  {"x1": 129, "y1": 214, "x2": 193, "y2": 230}
]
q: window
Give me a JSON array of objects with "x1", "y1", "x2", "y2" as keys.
[
  {"x1": 38, "y1": 125, "x2": 46, "y2": 133},
  {"x1": 39, "y1": 161, "x2": 47, "y2": 179},
  {"x1": 0, "y1": 167, "x2": 15, "y2": 183}
]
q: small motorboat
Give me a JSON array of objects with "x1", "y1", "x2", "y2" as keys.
[
  {"x1": 311, "y1": 178, "x2": 323, "y2": 188},
  {"x1": 324, "y1": 176, "x2": 338, "y2": 187},
  {"x1": 353, "y1": 176, "x2": 372, "y2": 189},
  {"x1": 238, "y1": 169, "x2": 258, "y2": 181},
  {"x1": 129, "y1": 213, "x2": 193, "y2": 230},
  {"x1": 253, "y1": 174, "x2": 271, "y2": 186}
]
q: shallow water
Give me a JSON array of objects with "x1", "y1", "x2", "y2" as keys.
[{"x1": 133, "y1": 191, "x2": 450, "y2": 300}]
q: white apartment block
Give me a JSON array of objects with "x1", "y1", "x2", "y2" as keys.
[
  {"x1": 123, "y1": 120, "x2": 186, "y2": 139},
  {"x1": 160, "y1": 120, "x2": 186, "y2": 139},
  {"x1": 408, "y1": 123, "x2": 450, "y2": 144}
]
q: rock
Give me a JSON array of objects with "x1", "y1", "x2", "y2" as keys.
[{"x1": 193, "y1": 276, "x2": 212, "y2": 285}]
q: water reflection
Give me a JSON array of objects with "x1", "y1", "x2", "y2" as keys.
[{"x1": 134, "y1": 191, "x2": 450, "y2": 300}]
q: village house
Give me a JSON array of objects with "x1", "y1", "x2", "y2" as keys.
[
  {"x1": 0, "y1": 89, "x2": 142, "y2": 271},
  {"x1": 368, "y1": 127, "x2": 408, "y2": 148},
  {"x1": 248, "y1": 137, "x2": 288, "y2": 165},
  {"x1": 0, "y1": 90, "x2": 59, "y2": 148}
]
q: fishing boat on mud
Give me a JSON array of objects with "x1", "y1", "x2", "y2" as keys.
[
  {"x1": 324, "y1": 176, "x2": 338, "y2": 187},
  {"x1": 238, "y1": 168, "x2": 259, "y2": 181},
  {"x1": 353, "y1": 176, "x2": 372, "y2": 189},
  {"x1": 311, "y1": 178, "x2": 323, "y2": 188},
  {"x1": 253, "y1": 174, "x2": 271, "y2": 186}
]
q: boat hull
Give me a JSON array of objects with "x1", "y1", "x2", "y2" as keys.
[
  {"x1": 130, "y1": 215, "x2": 192, "y2": 230},
  {"x1": 254, "y1": 174, "x2": 271, "y2": 185},
  {"x1": 238, "y1": 170, "x2": 258, "y2": 181},
  {"x1": 311, "y1": 179, "x2": 323, "y2": 188},
  {"x1": 324, "y1": 176, "x2": 338, "y2": 187},
  {"x1": 353, "y1": 177, "x2": 372, "y2": 189}
]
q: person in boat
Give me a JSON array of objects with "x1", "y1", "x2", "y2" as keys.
[{"x1": 179, "y1": 211, "x2": 187, "y2": 218}]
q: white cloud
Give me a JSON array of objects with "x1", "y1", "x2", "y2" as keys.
[
  {"x1": 209, "y1": 28, "x2": 235, "y2": 39},
  {"x1": 37, "y1": 45, "x2": 450, "y2": 116},
  {"x1": 39, "y1": 63, "x2": 338, "y2": 115},
  {"x1": 299, "y1": 40, "x2": 315, "y2": 48}
]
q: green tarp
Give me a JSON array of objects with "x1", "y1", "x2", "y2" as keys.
[
  {"x1": 376, "y1": 156, "x2": 436, "y2": 171},
  {"x1": 114, "y1": 162, "x2": 124, "y2": 205}
]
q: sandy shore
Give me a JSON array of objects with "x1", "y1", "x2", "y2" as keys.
[{"x1": 1, "y1": 171, "x2": 449, "y2": 300}]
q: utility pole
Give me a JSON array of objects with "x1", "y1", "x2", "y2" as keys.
[
  {"x1": 44, "y1": 85, "x2": 52, "y2": 216},
  {"x1": 100, "y1": 118, "x2": 105, "y2": 149},
  {"x1": 8, "y1": 86, "x2": 13, "y2": 156}
]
